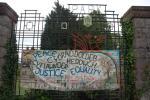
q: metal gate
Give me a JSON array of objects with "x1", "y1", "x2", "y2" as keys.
[{"x1": 16, "y1": 4, "x2": 123, "y2": 100}]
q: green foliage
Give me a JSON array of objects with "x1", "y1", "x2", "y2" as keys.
[
  {"x1": 41, "y1": 1, "x2": 113, "y2": 50},
  {"x1": 41, "y1": 1, "x2": 77, "y2": 50},
  {"x1": 79, "y1": 10, "x2": 110, "y2": 35},
  {"x1": 0, "y1": 36, "x2": 18, "y2": 100},
  {"x1": 122, "y1": 19, "x2": 136, "y2": 100},
  {"x1": 76, "y1": 10, "x2": 115, "y2": 50}
]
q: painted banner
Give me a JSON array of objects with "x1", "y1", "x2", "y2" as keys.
[{"x1": 20, "y1": 50, "x2": 120, "y2": 91}]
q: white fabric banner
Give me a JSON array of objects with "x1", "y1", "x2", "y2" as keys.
[{"x1": 21, "y1": 50, "x2": 120, "y2": 91}]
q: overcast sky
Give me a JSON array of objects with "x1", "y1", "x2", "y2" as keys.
[{"x1": 1, "y1": 0, "x2": 150, "y2": 17}]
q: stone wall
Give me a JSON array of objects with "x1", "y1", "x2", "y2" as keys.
[
  {"x1": 133, "y1": 18, "x2": 150, "y2": 88},
  {"x1": 122, "y1": 6, "x2": 150, "y2": 100},
  {"x1": 0, "y1": 3, "x2": 18, "y2": 85}
]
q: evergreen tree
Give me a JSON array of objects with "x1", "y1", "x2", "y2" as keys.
[
  {"x1": 41, "y1": 1, "x2": 77, "y2": 50},
  {"x1": 72, "y1": 10, "x2": 114, "y2": 50},
  {"x1": 79, "y1": 10, "x2": 110, "y2": 35},
  {"x1": 0, "y1": 33, "x2": 18, "y2": 100}
]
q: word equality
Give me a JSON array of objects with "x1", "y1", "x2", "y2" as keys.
[{"x1": 70, "y1": 66, "x2": 101, "y2": 76}]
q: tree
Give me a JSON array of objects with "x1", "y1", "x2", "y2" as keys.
[
  {"x1": 41, "y1": 1, "x2": 77, "y2": 50},
  {"x1": 80, "y1": 10, "x2": 110, "y2": 35},
  {"x1": 0, "y1": 34, "x2": 18, "y2": 100},
  {"x1": 72, "y1": 10, "x2": 113, "y2": 50}
]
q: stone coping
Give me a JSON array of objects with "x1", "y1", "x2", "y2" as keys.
[
  {"x1": 122, "y1": 6, "x2": 150, "y2": 20},
  {"x1": 0, "y1": 2, "x2": 18, "y2": 23}
]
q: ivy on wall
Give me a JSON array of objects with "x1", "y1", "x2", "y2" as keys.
[
  {"x1": 122, "y1": 19, "x2": 136, "y2": 100},
  {"x1": 0, "y1": 36, "x2": 18, "y2": 100}
]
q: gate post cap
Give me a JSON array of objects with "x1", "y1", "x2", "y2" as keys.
[
  {"x1": 122, "y1": 6, "x2": 150, "y2": 21},
  {"x1": 0, "y1": 2, "x2": 18, "y2": 23}
]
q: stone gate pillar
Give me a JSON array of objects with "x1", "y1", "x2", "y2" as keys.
[
  {"x1": 0, "y1": 3, "x2": 18, "y2": 85},
  {"x1": 122, "y1": 6, "x2": 150, "y2": 99}
]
